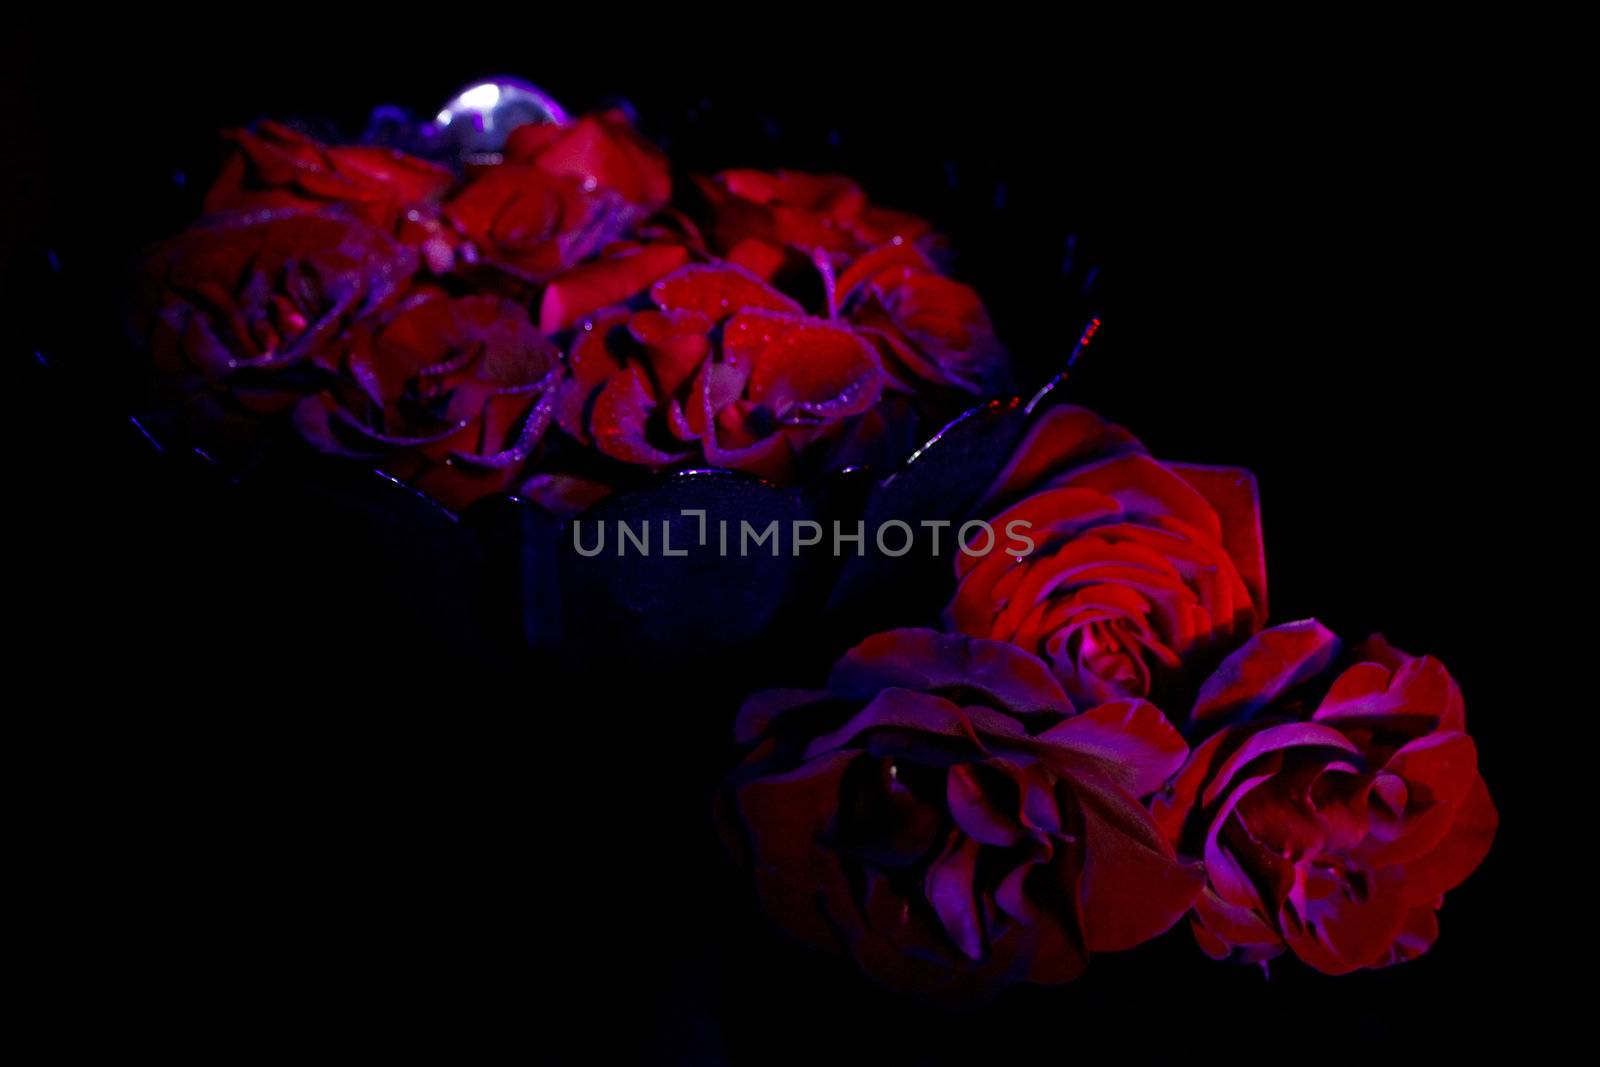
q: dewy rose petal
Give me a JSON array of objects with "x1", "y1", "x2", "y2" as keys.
[
  {"x1": 554, "y1": 262, "x2": 888, "y2": 482},
  {"x1": 537, "y1": 243, "x2": 690, "y2": 333},
  {"x1": 1151, "y1": 621, "x2": 1497, "y2": 974},
  {"x1": 204, "y1": 120, "x2": 454, "y2": 233},
  {"x1": 720, "y1": 629, "x2": 1203, "y2": 997}
]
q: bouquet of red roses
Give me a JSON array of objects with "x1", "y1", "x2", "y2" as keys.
[
  {"x1": 129, "y1": 80, "x2": 1495, "y2": 999},
  {"x1": 134, "y1": 91, "x2": 1006, "y2": 514}
]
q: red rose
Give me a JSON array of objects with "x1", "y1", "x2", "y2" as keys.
[
  {"x1": 947, "y1": 405, "x2": 1266, "y2": 707},
  {"x1": 446, "y1": 110, "x2": 670, "y2": 286},
  {"x1": 696, "y1": 170, "x2": 1010, "y2": 400},
  {"x1": 136, "y1": 209, "x2": 418, "y2": 410},
  {"x1": 838, "y1": 242, "x2": 1010, "y2": 396},
  {"x1": 1151, "y1": 621, "x2": 1497, "y2": 973},
  {"x1": 696, "y1": 168, "x2": 933, "y2": 280},
  {"x1": 204, "y1": 121, "x2": 454, "y2": 233},
  {"x1": 293, "y1": 288, "x2": 561, "y2": 510},
  {"x1": 721, "y1": 628, "x2": 1203, "y2": 996},
  {"x1": 554, "y1": 262, "x2": 887, "y2": 481}
]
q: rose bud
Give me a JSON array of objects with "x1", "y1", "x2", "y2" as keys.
[
  {"x1": 721, "y1": 628, "x2": 1203, "y2": 997},
  {"x1": 1151, "y1": 620, "x2": 1497, "y2": 974}
]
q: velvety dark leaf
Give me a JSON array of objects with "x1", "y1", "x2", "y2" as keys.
[{"x1": 824, "y1": 396, "x2": 1034, "y2": 636}]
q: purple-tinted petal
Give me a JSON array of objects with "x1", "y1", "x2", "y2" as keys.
[
  {"x1": 925, "y1": 832, "x2": 985, "y2": 961},
  {"x1": 828, "y1": 629, "x2": 1073, "y2": 717},
  {"x1": 1039, "y1": 699, "x2": 1188, "y2": 797},
  {"x1": 1191, "y1": 619, "x2": 1341, "y2": 726},
  {"x1": 1201, "y1": 722, "x2": 1360, "y2": 809},
  {"x1": 734, "y1": 688, "x2": 829, "y2": 746}
]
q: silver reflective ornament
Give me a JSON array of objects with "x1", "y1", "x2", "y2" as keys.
[{"x1": 433, "y1": 78, "x2": 569, "y2": 162}]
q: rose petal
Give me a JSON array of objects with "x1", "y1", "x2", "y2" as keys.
[
  {"x1": 1201, "y1": 721, "x2": 1360, "y2": 810},
  {"x1": 977, "y1": 405, "x2": 1145, "y2": 514},
  {"x1": 539, "y1": 243, "x2": 690, "y2": 334},
  {"x1": 1191, "y1": 619, "x2": 1342, "y2": 726},
  {"x1": 627, "y1": 309, "x2": 712, "y2": 397},
  {"x1": 733, "y1": 688, "x2": 830, "y2": 746},
  {"x1": 947, "y1": 764, "x2": 1024, "y2": 847},
  {"x1": 925, "y1": 832, "x2": 986, "y2": 961},
  {"x1": 1191, "y1": 885, "x2": 1284, "y2": 959},
  {"x1": 1168, "y1": 463, "x2": 1267, "y2": 623},
  {"x1": 1397, "y1": 773, "x2": 1497, "y2": 905},
  {"x1": 589, "y1": 363, "x2": 689, "y2": 466},
  {"x1": 1073, "y1": 768, "x2": 1206, "y2": 952},
  {"x1": 1040, "y1": 699, "x2": 1188, "y2": 797},
  {"x1": 1279, "y1": 862, "x2": 1409, "y2": 975},
  {"x1": 650, "y1": 263, "x2": 803, "y2": 319},
  {"x1": 1315, "y1": 650, "x2": 1464, "y2": 733},
  {"x1": 722, "y1": 309, "x2": 885, "y2": 420},
  {"x1": 732, "y1": 751, "x2": 865, "y2": 955},
  {"x1": 511, "y1": 110, "x2": 670, "y2": 209},
  {"x1": 1360, "y1": 731, "x2": 1480, "y2": 868},
  {"x1": 828, "y1": 629, "x2": 1073, "y2": 717},
  {"x1": 802, "y1": 687, "x2": 991, "y2": 762}
]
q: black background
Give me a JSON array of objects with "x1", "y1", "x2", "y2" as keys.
[{"x1": 7, "y1": 28, "x2": 1553, "y2": 1060}]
